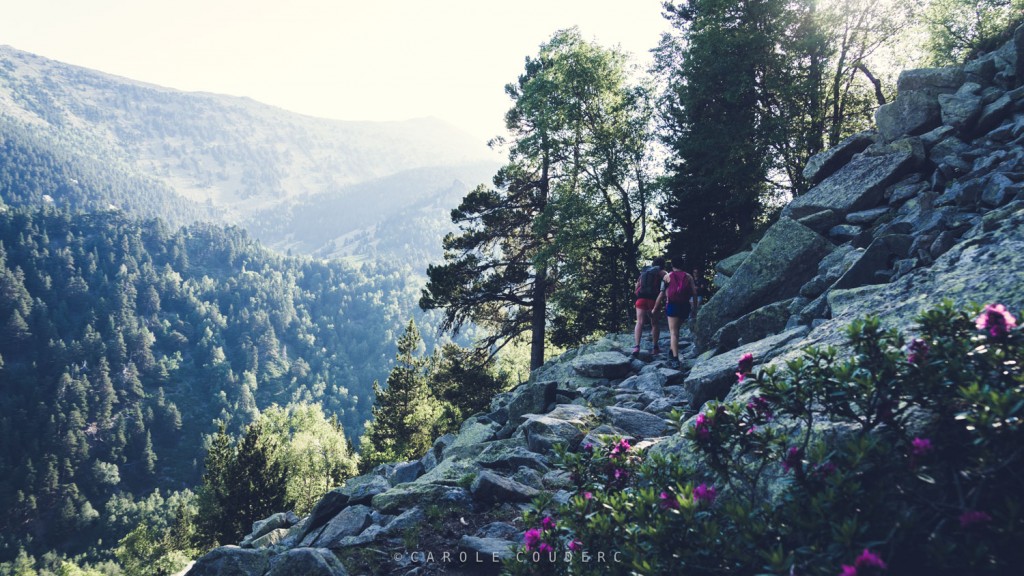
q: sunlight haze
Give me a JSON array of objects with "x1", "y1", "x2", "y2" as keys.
[{"x1": 2, "y1": 0, "x2": 670, "y2": 144}]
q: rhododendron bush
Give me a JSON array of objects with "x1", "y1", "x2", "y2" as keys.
[{"x1": 508, "y1": 302, "x2": 1023, "y2": 575}]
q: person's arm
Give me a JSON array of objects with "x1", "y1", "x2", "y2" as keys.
[
  {"x1": 689, "y1": 273, "x2": 699, "y2": 318},
  {"x1": 653, "y1": 270, "x2": 668, "y2": 313}
]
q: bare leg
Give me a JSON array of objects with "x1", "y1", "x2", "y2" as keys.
[
  {"x1": 651, "y1": 311, "x2": 661, "y2": 351},
  {"x1": 634, "y1": 307, "x2": 646, "y2": 348},
  {"x1": 668, "y1": 315, "x2": 681, "y2": 357}
]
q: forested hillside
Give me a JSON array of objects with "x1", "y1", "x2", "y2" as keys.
[{"x1": 0, "y1": 206, "x2": 436, "y2": 559}]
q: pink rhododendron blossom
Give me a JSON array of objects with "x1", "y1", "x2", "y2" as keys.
[
  {"x1": 659, "y1": 491, "x2": 680, "y2": 510},
  {"x1": 569, "y1": 540, "x2": 583, "y2": 552},
  {"x1": 523, "y1": 528, "x2": 542, "y2": 551},
  {"x1": 976, "y1": 304, "x2": 1017, "y2": 339},
  {"x1": 782, "y1": 446, "x2": 803, "y2": 474},
  {"x1": 614, "y1": 468, "x2": 629, "y2": 481},
  {"x1": 812, "y1": 461, "x2": 838, "y2": 478},
  {"x1": 538, "y1": 542, "x2": 554, "y2": 554},
  {"x1": 582, "y1": 443, "x2": 594, "y2": 453},
  {"x1": 959, "y1": 510, "x2": 993, "y2": 529},
  {"x1": 746, "y1": 396, "x2": 773, "y2": 420},
  {"x1": 738, "y1": 352, "x2": 754, "y2": 373},
  {"x1": 610, "y1": 438, "x2": 631, "y2": 456},
  {"x1": 583, "y1": 491, "x2": 593, "y2": 501},
  {"x1": 911, "y1": 437, "x2": 934, "y2": 457},
  {"x1": 839, "y1": 549, "x2": 887, "y2": 575},
  {"x1": 694, "y1": 413, "x2": 712, "y2": 440},
  {"x1": 906, "y1": 338, "x2": 929, "y2": 364},
  {"x1": 693, "y1": 483, "x2": 717, "y2": 505},
  {"x1": 540, "y1": 516, "x2": 556, "y2": 531}
]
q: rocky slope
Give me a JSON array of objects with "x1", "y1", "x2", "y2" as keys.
[{"x1": 185, "y1": 25, "x2": 1024, "y2": 576}]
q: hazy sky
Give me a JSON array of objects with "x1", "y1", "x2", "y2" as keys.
[{"x1": 2, "y1": 0, "x2": 671, "y2": 144}]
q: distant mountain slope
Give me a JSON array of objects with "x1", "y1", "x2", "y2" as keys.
[{"x1": 0, "y1": 45, "x2": 497, "y2": 245}]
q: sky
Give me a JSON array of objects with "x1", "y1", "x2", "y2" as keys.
[{"x1": 1, "y1": 0, "x2": 672, "y2": 145}]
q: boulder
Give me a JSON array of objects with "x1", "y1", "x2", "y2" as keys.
[
  {"x1": 470, "y1": 470, "x2": 540, "y2": 503},
  {"x1": 695, "y1": 218, "x2": 833, "y2": 349},
  {"x1": 241, "y1": 511, "x2": 299, "y2": 548},
  {"x1": 458, "y1": 535, "x2": 517, "y2": 566},
  {"x1": 802, "y1": 130, "x2": 875, "y2": 185},
  {"x1": 685, "y1": 327, "x2": 810, "y2": 409},
  {"x1": 571, "y1": 352, "x2": 633, "y2": 379},
  {"x1": 876, "y1": 91, "x2": 943, "y2": 141},
  {"x1": 371, "y1": 483, "x2": 472, "y2": 515},
  {"x1": 518, "y1": 414, "x2": 585, "y2": 452},
  {"x1": 894, "y1": 66, "x2": 965, "y2": 96},
  {"x1": 186, "y1": 546, "x2": 273, "y2": 576},
  {"x1": 496, "y1": 381, "x2": 558, "y2": 438},
  {"x1": 833, "y1": 234, "x2": 914, "y2": 290},
  {"x1": 710, "y1": 298, "x2": 794, "y2": 353},
  {"x1": 250, "y1": 529, "x2": 290, "y2": 549},
  {"x1": 715, "y1": 251, "x2": 751, "y2": 277},
  {"x1": 784, "y1": 148, "x2": 916, "y2": 221},
  {"x1": 265, "y1": 548, "x2": 348, "y2": 576},
  {"x1": 306, "y1": 505, "x2": 373, "y2": 548},
  {"x1": 388, "y1": 460, "x2": 425, "y2": 485},
  {"x1": 379, "y1": 506, "x2": 426, "y2": 536},
  {"x1": 601, "y1": 406, "x2": 670, "y2": 438},
  {"x1": 938, "y1": 83, "x2": 984, "y2": 133}
]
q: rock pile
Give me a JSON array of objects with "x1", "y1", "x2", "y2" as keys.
[{"x1": 187, "y1": 25, "x2": 1024, "y2": 576}]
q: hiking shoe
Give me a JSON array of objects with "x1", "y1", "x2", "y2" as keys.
[
  {"x1": 631, "y1": 346, "x2": 640, "y2": 355},
  {"x1": 652, "y1": 346, "x2": 662, "y2": 355}
]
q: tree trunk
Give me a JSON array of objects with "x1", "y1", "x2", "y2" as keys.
[{"x1": 530, "y1": 267, "x2": 546, "y2": 370}]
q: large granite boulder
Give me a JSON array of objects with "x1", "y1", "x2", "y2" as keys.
[
  {"x1": 695, "y1": 218, "x2": 833, "y2": 349},
  {"x1": 265, "y1": 548, "x2": 348, "y2": 576},
  {"x1": 783, "y1": 147, "x2": 916, "y2": 221},
  {"x1": 802, "y1": 130, "x2": 875, "y2": 185},
  {"x1": 186, "y1": 546, "x2": 273, "y2": 576}
]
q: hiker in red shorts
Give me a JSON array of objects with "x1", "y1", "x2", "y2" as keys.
[{"x1": 633, "y1": 257, "x2": 667, "y2": 355}]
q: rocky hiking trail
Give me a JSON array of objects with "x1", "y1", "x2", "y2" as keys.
[
  {"x1": 186, "y1": 330, "x2": 703, "y2": 576},
  {"x1": 186, "y1": 24, "x2": 1024, "y2": 576}
]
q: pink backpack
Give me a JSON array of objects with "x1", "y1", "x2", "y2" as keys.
[{"x1": 665, "y1": 272, "x2": 691, "y2": 304}]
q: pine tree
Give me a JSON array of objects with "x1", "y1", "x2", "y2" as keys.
[{"x1": 359, "y1": 320, "x2": 442, "y2": 471}]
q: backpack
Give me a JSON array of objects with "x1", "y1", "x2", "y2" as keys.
[
  {"x1": 665, "y1": 271, "x2": 691, "y2": 304},
  {"x1": 636, "y1": 266, "x2": 661, "y2": 299}
]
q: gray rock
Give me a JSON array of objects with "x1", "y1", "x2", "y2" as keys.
[
  {"x1": 797, "y1": 209, "x2": 841, "y2": 233},
  {"x1": 894, "y1": 66, "x2": 965, "y2": 96},
  {"x1": 477, "y1": 522, "x2": 519, "y2": 540},
  {"x1": 346, "y1": 474, "x2": 393, "y2": 504},
  {"x1": 715, "y1": 251, "x2": 751, "y2": 276},
  {"x1": 581, "y1": 424, "x2": 630, "y2": 449},
  {"x1": 242, "y1": 511, "x2": 299, "y2": 547},
  {"x1": 571, "y1": 352, "x2": 633, "y2": 379},
  {"x1": 784, "y1": 148, "x2": 915, "y2": 220},
  {"x1": 302, "y1": 490, "x2": 352, "y2": 540},
  {"x1": 371, "y1": 483, "x2": 472, "y2": 515},
  {"x1": 470, "y1": 470, "x2": 540, "y2": 503},
  {"x1": 802, "y1": 130, "x2": 876, "y2": 184},
  {"x1": 876, "y1": 91, "x2": 942, "y2": 141},
  {"x1": 833, "y1": 234, "x2": 914, "y2": 290},
  {"x1": 308, "y1": 505, "x2": 373, "y2": 548},
  {"x1": 846, "y1": 207, "x2": 891, "y2": 225},
  {"x1": 658, "y1": 367, "x2": 686, "y2": 386},
  {"x1": 976, "y1": 94, "x2": 1015, "y2": 136},
  {"x1": 938, "y1": 83, "x2": 984, "y2": 133},
  {"x1": 380, "y1": 506, "x2": 426, "y2": 536},
  {"x1": 828, "y1": 224, "x2": 862, "y2": 242},
  {"x1": 601, "y1": 406, "x2": 670, "y2": 438},
  {"x1": 186, "y1": 546, "x2": 273, "y2": 576},
  {"x1": 458, "y1": 535, "x2": 517, "y2": 564},
  {"x1": 250, "y1": 528, "x2": 290, "y2": 549},
  {"x1": 710, "y1": 298, "x2": 794, "y2": 353},
  {"x1": 685, "y1": 327, "x2": 810, "y2": 409},
  {"x1": 695, "y1": 218, "x2": 833, "y2": 349},
  {"x1": 449, "y1": 417, "x2": 502, "y2": 450},
  {"x1": 475, "y1": 443, "x2": 551, "y2": 472},
  {"x1": 389, "y1": 460, "x2": 425, "y2": 485},
  {"x1": 982, "y1": 172, "x2": 1018, "y2": 207},
  {"x1": 497, "y1": 381, "x2": 557, "y2": 438},
  {"x1": 519, "y1": 414, "x2": 585, "y2": 451},
  {"x1": 265, "y1": 548, "x2": 348, "y2": 576}
]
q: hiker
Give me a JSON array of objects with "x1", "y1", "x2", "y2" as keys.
[
  {"x1": 657, "y1": 257, "x2": 698, "y2": 361},
  {"x1": 633, "y1": 256, "x2": 667, "y2": 355}
]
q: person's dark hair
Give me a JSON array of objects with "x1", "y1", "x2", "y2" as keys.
[
  {"x1": 652, "y1": 256, "x2": 666, "y2": 268},
  {"x1": 673, "y1": 256, "x2": 687, "y2": 272}
]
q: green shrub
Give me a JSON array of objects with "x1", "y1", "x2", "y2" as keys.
[{"x1": 507, "y1": 301, "x2": 1023, "y2": 575}]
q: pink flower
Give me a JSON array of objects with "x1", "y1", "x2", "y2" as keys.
[
  {"x1": 523, "y1": 528, "x2": 542, "y2": 551},
  {"x1": 746, "y1": 396, "x2": 773, "y2": 420},
  {"x1": 736, "y1": 353, "x2": 754, "y2": 382},
  {"x1": 812, "y1": 461, "x2": 838, "y2": 478},
  {"x1": 568, "y1": 539, "x2": 583, "y2": 552},
  {"x1": 839, "y1": 549, "x2": 888, "y2": 575},
  {"x1": 583, "y1": 491, "x2": 593, "y2": 500},
  {"x1": 610, "y1": 438, "x2": 631, "y2": 456},
  {"x1": 976, "y1": 304, "x2": 1017, "y2": 339},
  {"x1": 694, "y1": 413, "x2": 712, "y2": 440},
  {"x1": 659, "y1": 491, "x2": 680, "y2": 510},
  {"x1": 538, "y1": 542, "x2": 554, "y2": 554},
  {"x1": 693, "y1": 483, "x2": 717, "y2": 505},
  {"x1": 782, "y1": 446, "x2": 803, "y2": 474},
  {"x1": 959, "y1": 509, "x2": 993, "y2": 529},
  {"x1": 540, "y1": 516, "x2": 556, "y2": 531},
  {"x1": 906, "y1": 338, "x2": 929, "y2": 364},
  {"x1": 614, "y1": 468, "x2": 629, "y2": 481},
  {"x1": 582, "y1": 442, "x2": 594, "y2": 454},
  {"x1": 911, "y1": 437, "x2": 933, "y2": 457}
]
